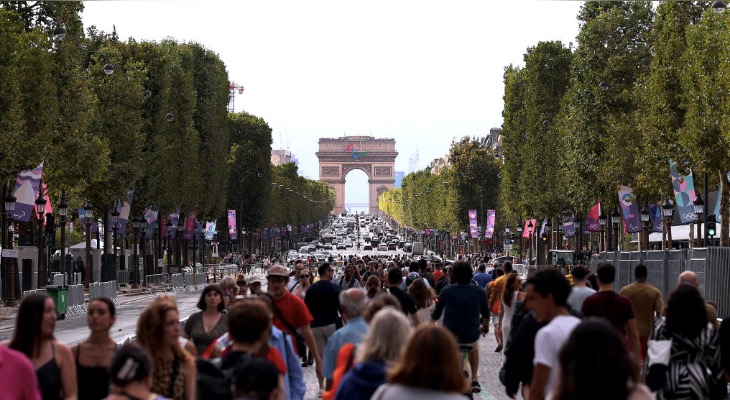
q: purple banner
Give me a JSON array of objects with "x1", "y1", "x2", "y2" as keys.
[
  {"x1": 485, "y1": 209, "x2": 496, "y2": 239},
  {"x1": 12, "y1": 162, "x2": 44, "y2": 223},
  {"x1": 228, "y1": 210, "x2": 238, "y2": 241},
  {"x1": 118, "y1": 189, "x2": 134, "y2": 235},
  {"x1": 562, "y1": 215, "x2": 576, "y2": 238},
  {"x1": 78, "y1": 208, "x2": 99, "y2": 233},
  {"x1": 204, "y1": 221, "x2": 216, "y2": 241},
  {"x1": 618, "y1": 186, "x2": 642, "y2": 233},
  {"x1": 649, "y1": 204, "x2": 663, "y2": 232},
  {"x1": 585, "y1": 202, "x2": 602, "y2": 232},
  {"x1": 181, "y1": 212, "x2": 196, "y2": 241},
  {"x1": 669, "y1": 159, "x2": 697, "y2": 224},
  {"x1": 168, "y1": 209, "x2": 181, "y2": 239},
  {"x1": 468, "y1": 209, "x2": 478, "y2": 239}
]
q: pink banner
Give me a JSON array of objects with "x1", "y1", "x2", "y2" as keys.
[
  {"x1": 585, "y1": 201, "x2": 602, "y2": 232},
  {"x1": 468, "y1": 209, "x2": 478, "y2": 239},
  {"x1": 522, "y1": 219, "x2": 537, "y2": 238},
  {"x1": 485, "y1": 209, "x2": 496, "y2": 239},
  {"x1": 228, "y1": 210, "x2": 238, "y2": 240},
  {"x1": 182, "y1": 211, "x2": 197, "y2": 241}
]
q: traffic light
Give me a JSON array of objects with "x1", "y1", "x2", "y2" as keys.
[
  {"x1": 707, "y1": 215, "x2": 717, "y2": 237},
  {"x1": 541, "y1": 233, "x2": 548, "y2": 244}
]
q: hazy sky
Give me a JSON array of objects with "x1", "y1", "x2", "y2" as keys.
[{"x1": 82, "y1": 1, "x2": 583, "y2": 209}]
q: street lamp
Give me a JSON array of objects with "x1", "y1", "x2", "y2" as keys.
[
  {"x1": 58, "y1": 192, "x2": 68, "y2": 285},
  {"x1": 193, "y1": 224, "x2": 202, "y2": 285},
  {"x1": 598, "y1": 209, "x2": 607, "y2": 252},
  {"x1": 527, "y1": 220, "x2": 534, "y2": 266},
  {"x1": 712, "y1": 1, "x2": 726, "y2": 13},
  {"x1": 556, "y1": 220, "x2": 564, "y2": 250},
  {"x1": 611, "y1": 208, "x2": 620, "y2": 251},
  {"x1": 111, "y1": 204, "x2": 120, "y2": 282},
  {"x1": 3, "y1": 187, "x2": 17, "y2": 306},
  {"x1": 693, "y1": 193, "x2": 704, "y2": 247},
  {"x1": 84, "y1": 203, "x2": 93, "y2": 288},
  {"x1": 166, "y1": 218, "x2": 173, "y2": 275},
  {"x1": 516, "y1": 222, "x2": 523, "y2": 262},
  {"x1": 640, "y1": 204, "x2": 651, "y2": 251},
  {"x1": 574, "y1": 215, "x2": 582, "y2": 262},
  {"x1": 131, "y1": 216, "x2": 140, "y2": 289},
  {"x1": 35, "y1": 187, "x2": 47, "y2": 288},
  {"x1": 52, "y1": 26, "x2": 67, "y2": 41},
  {"x1": 662, "y1": 198, "x2": 674, "y2": 250},
  {"x1": 176, "y1": 222, "x2": 184, "y2": 273}
]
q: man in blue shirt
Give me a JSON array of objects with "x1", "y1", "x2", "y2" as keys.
[
  {"x1": 432, "y1": 261, "x2": 490, "y2": 394},
  {"x1": 322, "y1": 288, "x2": 369, "y2": 394},
  {"x1": 473, "y1": 263, "x2": 492, "y2": 290}
]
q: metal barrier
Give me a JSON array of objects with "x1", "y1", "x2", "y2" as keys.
[
  {"x1": 53, "y1": 274, "x2": 65, "y2": 286},
  {"x1": 171, "y1": 273, "x2": 185, "y2": 293},
  {"x1": 67, "y1": 284, "x2": 86, "y2": 316},
  {"x1": 117, "y1": 270, "x2": 131, "y2": 287},
  {"x1": 145, "y1": 274, "x2": 167, "y2": 289}
]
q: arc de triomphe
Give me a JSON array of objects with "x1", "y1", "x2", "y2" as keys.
[{"x1": 316, "y1": 136, "x2": 398, "y2": 215}]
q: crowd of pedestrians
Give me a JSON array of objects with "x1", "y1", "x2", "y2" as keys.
[{"x1": 2, "y1": 251, "x2": 730, "y2": 400}]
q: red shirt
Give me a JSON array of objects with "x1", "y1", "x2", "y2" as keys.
[
  {"x1": 433, "y1": 270, "x2": 444, "y2": 282},
  {"x1": 273, "y1": 292, "x2": 314, "y2": 339}
]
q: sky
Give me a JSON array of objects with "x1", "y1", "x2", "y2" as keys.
[{"x1": 82, "y1": 1, "x2": 583, "y2": 210}]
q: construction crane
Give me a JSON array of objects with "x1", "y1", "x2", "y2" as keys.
[{"x1": 227, "y1": 82, "x2": 245, "y2": 113}]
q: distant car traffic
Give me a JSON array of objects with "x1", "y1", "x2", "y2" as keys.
[
  {"x1": 363, "y1": 244, "x2": 373, "y2": 251},
  {"x1": 377, "y1": 244, "x2": 388, "y2": 251}
]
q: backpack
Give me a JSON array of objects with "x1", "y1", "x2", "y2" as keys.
[
  {"x1": 322, "y1": 343, "x2": 357, "y2": 400},
  {"x1": 196, "y1": 352, "x2": 253, "y2": 400}
]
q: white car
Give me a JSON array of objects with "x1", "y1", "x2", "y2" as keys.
[{"x1": 377, "y1": 244, "x2": 388, "y2": 251}]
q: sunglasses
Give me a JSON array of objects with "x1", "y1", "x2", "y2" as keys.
[{"x1": 301, "y1": 275, "x2": 310, "y2": 278}]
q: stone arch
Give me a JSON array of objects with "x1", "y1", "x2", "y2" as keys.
[{"x1": 316, "y1": 136, "x2": 398, "y2": 215}]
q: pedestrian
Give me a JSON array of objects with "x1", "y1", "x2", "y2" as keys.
[
  {"x1": 0, "y1": 342, "x2": 42, "y2": 400},
  {"x1": 8, "y1": 293, "x2": 76, "y2": 400},
  {"x1": 500, "y1": 272, "x2": 524, "y2": 352},
  {"x1": 524, "y1": 268, "x2": 581, "y2": 400},
  {"x1": 473, "y1": 263, "x2": 492, "y2": 290},
  {"x1": 72, "y1": 297, "x2": 117, "y2": 400},
  {"x1": 248, "y1": 275, "x2": 264, "y2": 296},
  {"x1": 431, "y1": 260, "x2": 490, "y2": 393},
  {"x1": 232, "y1": 356, "x2": 285, "y2": 400},
  {"x1": 487, "y1": 265, "x2": 506, "y2": 352},
  {"x1": 408, "y1": 278, "x2": 435, "y2": 326},
  {"x1": 553, "y1": 318, "x2": 653, "y2": 400},
  {"x1": 385, "y1": 267, "x2": 420, "y2": 325},
  {"x1": 334, "y1": 308, "x2": 413, "y2": 400},
  {"x1": 291, "y1": 269, "x2": 311, "y2": 300},
  {"x1": 365, "y1": 275, "x2": 381, "y2": 300},
  {"x1": 288, "y1": 260, "x2": 306, "y2": 292},
  {"x1": 322, "y1": 288, "x2": 369, "y2": 397},
  {"x1": 266, "y1": 264, "x2": 323, "y2": 392},
  {"x1": 183, "y1": 284, "x2": 229, "y2": 355},
  {"x1": 218, "y1": 277, "x2": 238, "y2": 309},
  {"x1": 338, "y1": 264, "x2": 361, "y2": 289},
  {"x1": 619, "y1": 264, "x2": 664, "y2": 362},
  {"x1": 106, "y1": 344, "x2": 167, "y2": 400},
  {"x1": 303, "y1": 263, "x2": 341, "y2": 370},
  {"x1": 371, "y1": 325, "x2": 467, "y2": 400},
  {"x1": 678, "y1": 270, "x2": 719, "y2": 330},
  {"x1": 581, "y1": 263, "x2": 641, "y2": 363},
  {"x1": 566, "y1": 265, "x2": 595, "y2": 313},
  {"x1": 236, "y1": 275, "x2": 248, "y2": 297},
  {"x1": 645, "y1": 284, "x2": 726, "y2": 399},
  {"x1": 136, "y1": 295, "x2": 196, "y2": 400}
]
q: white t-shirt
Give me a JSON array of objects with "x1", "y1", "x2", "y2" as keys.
[
  {"x1": 372, "y1": 384, "x2": 466, "y2": 400},
  {"x1": 533, "y1": 315, "x2": 581, "y2": 396}
]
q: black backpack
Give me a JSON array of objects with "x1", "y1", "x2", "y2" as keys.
[{"x1": 196, "y1": 352, "x2": 253, "y2": 400}]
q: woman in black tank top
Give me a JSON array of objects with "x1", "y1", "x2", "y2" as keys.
[
  {"x1": 9, "y1": 293, "x2": 77, "y2": 400},
  {"x1": 72, "y1": 297, "x2": 118, "y2": 400}
]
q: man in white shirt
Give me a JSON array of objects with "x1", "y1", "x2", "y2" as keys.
[{"x1": 525, "y1": 269, "x2": 581, "y2": 400}]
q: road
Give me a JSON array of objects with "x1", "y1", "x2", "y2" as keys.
[{"x1": 0, "y1": 265, "x2": 515, "y2": 400}]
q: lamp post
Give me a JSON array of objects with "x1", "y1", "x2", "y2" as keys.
[
  {"x1": 131, "y1": 217, "x2": 140, "y2": 289},
  {"x1": 527, "y1": 220, "x2": 534, "y2": 266},
  {"x1": 517, "y1": 222, "x2": 523, "y2": 263},
  {"x1": 693, "y1": 193, "x2": 704, "y2": 248},
  {"x1": 176, "y1": 223, "x2": 184, "y2": 273},
  {"x1": 662, "y1": 198, "x2": 674, "y2": 250},
  {"x1": 611, "y1": 209, "x2": 620, "y2": 251},
  {"x1": 193, "y1": 224, "x2": 202, "y2": 285},
  {"x1": 3, "y1": 187, "x2": 17, "y2": 306},
  {"x1": 111, "y1": 205, "x2": 120, "y2": 282},
  {"x1": 598, "y1": 210, "x2": 607, "y2": 252},
  {"x1": 640, "y1": 204, "x2": 651, "y2": 251},
  {"x1": 574, "y1": 215, "x2": 582, "y2": 263},
  {"x1": 557, "y1": 219, "x2": 564, "y2": 250},
  {"x1": 166, "y1": 219, "x2": 173, "y2": 275},
  {"x1": 35, "y1": 186, "x2": 47, "y2": 288},
  {"x1": 84, "y1": 203, "x2": 93, "y2": 288},
  {"x1": 136, "y1": 216, "x2": 148, "y2": 286},
  {"x1": 504, "y1": 225, "x2": 510, "y2": 256},
  {"x1": 58, "y1": 192, "x2": 68, "y2": 285}
]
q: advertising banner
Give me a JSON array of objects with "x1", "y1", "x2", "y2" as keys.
[
  {"x1": 468, "y1": 209, "x2": 478, "y2": 239},
  {"x1": 228, "y1": 210, "x2": 238, "y2": 241},
  {"x1": 585, "y1": 201, "x2": 602, "y2": 232},
  {"x1": 618, "y1": 186, "x2": 642, "y2": 233},
  {"x1": 485, "y1": 209, "x2": 496, "y2": 239},
  {"x1": 669, "y1": 159, "x2": 697, "y2": 224}
]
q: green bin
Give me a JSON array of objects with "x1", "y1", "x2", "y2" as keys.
[{"x1": 46, "y1": 286, "x2": 68, "y2": 320}]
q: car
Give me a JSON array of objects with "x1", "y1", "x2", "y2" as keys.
[
  {"x1": 363, "y1": 245, "x2": 373, "y2": 251},
  {"x1": 403, "y1": 243, "x2": 413, "y2": 252},
  {"x1": 336, "y1": 243, "x2": 347, "y2": 250},
  {"x1": 387, "y1": 242, "x2": 397, "y2": 250},
  {"x1": 364, "y1": 236, "x2": 371, "y2": 243},
  {"x1": 377, "y1": 244, "x2": 388, "y2": 251}
]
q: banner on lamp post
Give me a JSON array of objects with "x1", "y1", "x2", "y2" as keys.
[
  {"x1": 468, "y1": 210, "x2": 478, "y2": 239},
  {"x1": 228, "y1": 210, "x2": 238, "y2": 241},
  {"x1": 618, "y1": 186, "x2": 642, "y2": 233},
  {"x1": 485, "y1": 210, "x2": 496, "y2": 239}
]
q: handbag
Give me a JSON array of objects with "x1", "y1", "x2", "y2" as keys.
[{"x1": 271, "y1": 301, "x2": 307, "y2": 355}]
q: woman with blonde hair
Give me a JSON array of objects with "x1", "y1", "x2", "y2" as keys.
[
  {"x1": 335, "y1": 308, "x2": 413, "y2": 400},
  {"x1": 136, "y1": 296, "x2": 196, "y2": 400},
  {"x1": 218, "y1": 277, "x2": 238, "y2": 308},
  {"x1": 407, "y1": 278, "x2": 435, "y2": 326},
  {"x1": 372, "y1": 325, "x2": 467, "y2": 400}
]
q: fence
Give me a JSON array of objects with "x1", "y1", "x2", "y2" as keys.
[
  {"x1": 170, "y1": 272, "x2": 207, "y2": 293},
  {"x1": 593, "y1": 247, "x2": 730, "y2": 317},
  {"x1": 89, "y1": 281, "x2": 118, "y2": 304}
]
